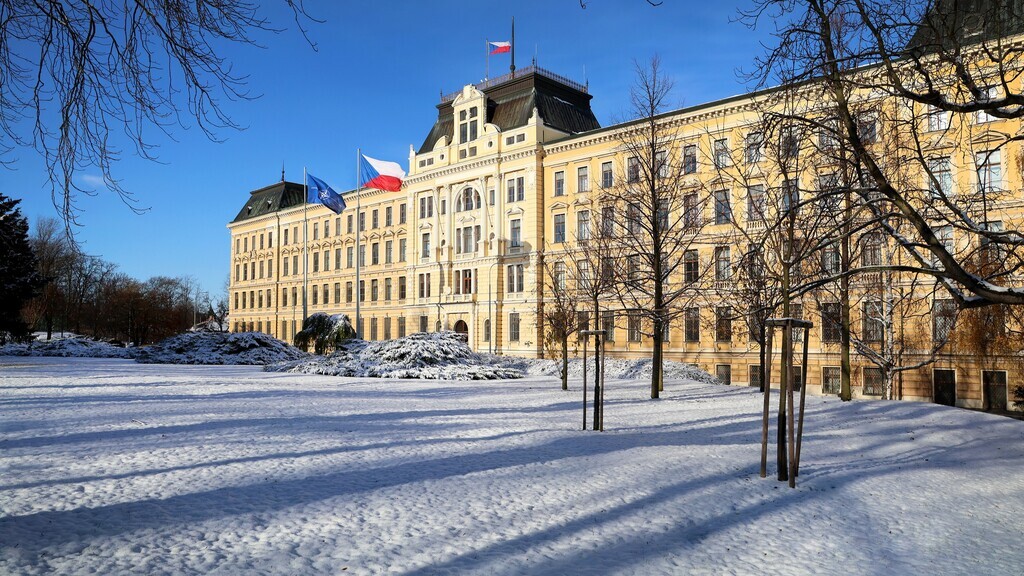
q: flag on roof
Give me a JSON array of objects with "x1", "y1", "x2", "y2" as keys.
[
  {"x1": 306, "y1": 173, "x2": 346, "y2": 214},
  {"x1": 359, "y1": 154, "x2": 406, "y2": 192},
  {"x1": 489, "y1": 41, "x2": 511, "y2": 55}
]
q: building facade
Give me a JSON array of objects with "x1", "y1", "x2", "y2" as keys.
[{"x1": 228, "y1": 63, "x2": 1023, "y2": 411}]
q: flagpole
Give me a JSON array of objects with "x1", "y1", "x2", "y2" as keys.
[
  {"x1": 302, "y1": 167, "x2": 308, "y2": 325},
  {"x1": 510, "y1": 17, "x2": 515, "y2": 74},
  {"x1": 355, "y1": 148, "x2": 362, "y2": 339},
  {"x1": 485, "y1": 38, "x2": 489, "y2": 80}
]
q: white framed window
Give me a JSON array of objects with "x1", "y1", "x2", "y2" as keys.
[
  {"x1": 927, "y1": 105, "x2": 950, "y2": 131},
  {"x1": 578, "y1": 166, "x2": 590, "y2": 192},
  {"x1": 976, "y1": 150, "x2": 1002, "y2": 193}
]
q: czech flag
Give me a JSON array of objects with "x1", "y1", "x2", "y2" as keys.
[
  {"x1": 489, "y1": 41, "x2": 511, "y2": 55},
  {"x1": 307, "y1": 173, "x2": 346, "y2": 214},
  {"x1": 360, "y1": 154, "x2": 406, "y2": 192}
]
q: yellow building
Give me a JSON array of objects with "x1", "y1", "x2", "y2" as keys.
[{"x1": 228, "y1": 63, "x2": 1022, "y2": 412}]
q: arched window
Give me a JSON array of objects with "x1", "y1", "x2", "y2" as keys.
[
  {"x1": 483, "y1": 319, "x2": 491, "y2": 341},
  {"x1": 456, "y1": 195, "x2": 464, "y2": 212}
]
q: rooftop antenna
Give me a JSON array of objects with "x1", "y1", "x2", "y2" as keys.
[
  {"x1": 281, "y1": 162, "x2": 285, "y2": 182},
  {"x1": 534, "y1": 44, "x2": 538, "y2": 67}
]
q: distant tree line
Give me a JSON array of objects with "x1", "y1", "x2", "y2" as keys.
[{"x1": 20, "y1": 218, "x2": 226, "y2": 345}]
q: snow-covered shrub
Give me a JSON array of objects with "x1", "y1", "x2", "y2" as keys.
[
  {"x1": 294, "y1": 313, "x2": 356, "y2": 354},
  {"x1": 268, "y1": 331, "x2": 524, "y2": 380},
  {"x1": 0, "y1": 335, "x2": 135, "y2": 359},
  {"x1": 510, "y1": 356, "x2": 719, "y2": 384},
  {"x1": 134, "y1": 331, "x2": 307, "y2": 365}
]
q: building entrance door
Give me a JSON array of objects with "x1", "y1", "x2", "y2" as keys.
[
  {"x1": 934, "y1": 369, "x2": 956, "y2": 407},
  {"x1": 983, "y1": 370, "x2": 1007, "y2": 412}
]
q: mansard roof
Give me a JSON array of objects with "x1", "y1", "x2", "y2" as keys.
[
  {"x1": 418, "y1": 65, "x2": 601, "y2": 154},
  {"x1": 907, "y1": 0, "x2": 1024, "y2": 53},
  {"x1": 231, "y1": 181, "x2": 306, "y2": 224}
]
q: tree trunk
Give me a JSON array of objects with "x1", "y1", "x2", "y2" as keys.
[
  {"x1": 561, "y1": 337, "x2": 569, "y2": 391},
  {"x1": 840, "y1": 188, "x2": 853, "y2": 401},
  {"x1": 651, "y1": 326, "x2": 662, "y2": 399}
]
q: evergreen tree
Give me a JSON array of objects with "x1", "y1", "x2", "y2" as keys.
[{"x1": 0, "y1": 194, "x2": 43, "y2": 343}]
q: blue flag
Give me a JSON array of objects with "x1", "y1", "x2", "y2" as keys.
[{"x1": 306, "y1": 173, "x2": 346, "y2": 214}]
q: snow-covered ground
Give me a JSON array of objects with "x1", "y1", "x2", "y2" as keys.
[{"x1": 1, "y1": 357, "x2": 1022, "y2": 575}]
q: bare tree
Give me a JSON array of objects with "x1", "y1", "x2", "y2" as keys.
[
  {"x1": 0, "y1": 1, "x2": 317, "y2": 230},
  {"x1": 542, "y1": 250, "x2": 582, "y2": 391},
  {"x1": 611, "y1": 57, "x2": 708, "y2": 399},
  {"x1": 741, "y1": 0, "x2": 1024, "y2": 308}
]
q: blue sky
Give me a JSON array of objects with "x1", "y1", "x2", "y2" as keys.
[{"x1": 5, "y1": 1, "x2": 775, "y2": 297}]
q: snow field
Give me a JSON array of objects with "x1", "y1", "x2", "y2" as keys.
[{"x1": 1, "y1": 357, "x2": 1022, "y2": 575}]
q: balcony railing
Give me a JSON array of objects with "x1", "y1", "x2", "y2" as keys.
[{"x1": 440, "y1": 65, "x2": 588, "y2": 103}]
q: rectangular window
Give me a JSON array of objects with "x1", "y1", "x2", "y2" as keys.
[
  {"x1": 713, "y1": 138, "x2": 730, "y2": 168},
  {"x1": 655, "y1": 150, "x2": 669, "y2": 178},
  {"x1": 684, "y1": 308, "x2": 700, "y2": 341},
  {"x1": 371, "y1": 243, "x2": 380, "y2": 265},
  {"x1": 383, "y1": 317, "x2": 391, "y2": 340},
  {"x1": 682, "y1": 250, "x2": 699, "y2": 283},
  {"x1": 321, "y1": 283, "x2": 328, "y2": 305},
  {"x1": 683, "y1": 193, "x2": 700, "y2": 228},
  {"x1": 323, "y1": 221, "x2": 329, "y2": 238},
  {"x1": 554, "y1": 171, "x2": 565, "y2": 196},
  {"x1": 347, "y1": 215, "x2": 354, "y2": 234},
  {"x1": 385, "y1": 278, "x2": 392, "y2": 300},
  {"x1": 977, "y1": 150, "x2": 1001, "y2": 193},
  {"x1": 927, "y1": 105, "x2": 950, "y2": 131},
  {"x1": 715, "y1": 307, "x2": 732, "y2": 342},
  {"x1": 976, "y1": 86, "x2": 998, "y2": 123},
  {"x1": 399, "y1": 276, "x2": 407, "y2": 299},
  {"x1": 335, "y1": 248, "x2": 342, "y2": 270},
  {"x1": 507, "y1": 264, "x2": 524, "y2": 293},
  {"x1": 716, "y1": 365, "x2": 732, "y2": 385},
  {"x1": 747, "y1": 185, "x2": 766, "y2": 223},
  {"x1": 928, "y1": 157, "x2": 953, "y2": 198},
  {"x1": 714, "y1": 190, "x2": 731, "y2": 224},
  {"x1": 399, "y1": 239, "x2": 407, "y2": 262},
  {"x1": 781, "y1": 126, "x2": 799, "y2": 159},
  {"x1": 420, "y1": 315, "x2": 428, "y2": 333},
  {"x1": 822, "y1": 366, "x2": 841, "y2": 394},
  {"x1": 863, "y1": 367, "x2": 884, "y2": 396},
  {"x1": 372, "y1": 209, "x2": 379, "y2": 229},
  {"x1": 627, "y1": 156, "x2": 640, "y2": 182},
  {"x1": 510, "y1": 219, "x2": 522, "y2": 248},
  {"x1": 384, "y1": 240, "x2": 393, "y2": 264},
  {"x1": 602, "y1": 311, "x2": 615, "y2": 342},
  {"x1": 933, "y1": 298, "x2": 956, "y2": 341},
  {"x1": 553, "y1": 214, "x2": 566, "y2": 243},
  {"x1": 578, "y1": 166, "x2": 589, "y2": 192},
  {"x1": 282, "y1": 260, "x2": 288, "y2": 277},
  {"x1": 334, "y1": 283, "x2": 341, "y2": 303},
  {"x1": 347, "y1": 247, "x2": 354, "y2": 268},
  {"x1": 821, "y1": 302, "x2": 842, "y2": 342},
  {"x1": 370, "y1": 318, "x2": 378, "y2": 341},
  {"x1": 577, "y1": 210, "x2": 590, "y2": 241},
  {"x1": 509, "y1": 312, "x2": 521, "y2": 341},
  {"x1": 862, "y1": 301, "x2": 884, "y2": 342},
  {"x1": 628, "y1": 313, "x2": 642, "y2": 342},
  {"x1": 400, "y1": 203, "x2": 407, "y2": 224},
  {"x1": 601, "y1": 161, "x2": 613, "y2": 188},
  {"x1": 312, "y1": 253, "x2": 319, "y2": 273},
  {"x1": 715, "y1": 246, "x2": 731, "y2": 280},
  {"x1": 421, "y1": 233, "x2": 430, "y2": 258},
  {"x1": 385, "y1": 206, "x2": 393, "y2": 227},
  {"x1": 359, "y1": 245, "x2": 366, "y2": 267},
  {"x1": 745, "y1": 132, "x2": 762, "y2": 163},
  {"x1": 312, "y1": 224, "x2": 318, "y2": 241},
  {"x1": 398, "y1": 317, "x2": 406, "y2": 337},
  {"x1": 682, "y1": 144, "x2": 697, "y2": 174},
  {"x1": 781, "y1": 179, "x2": 799, "y2": 215},
  {"x1": 322, "y1": 251, "x2": 329, "y2": 271},
  {"x1": 312, "y1": 285, "x2": 318, "y2": 305},
  {"x1": 856, "y1": 112, "x2": 877, "y2": 144},
  {"x1": 360, "y1": 280, "x2": 366, "y2": 302},
  {"x1": 371, "y1": 279, "x2": 379, "y2": 301}
]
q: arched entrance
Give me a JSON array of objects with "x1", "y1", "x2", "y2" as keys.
[{"x1": 453, "y1": 320, "x2": 469, "y2": 342}]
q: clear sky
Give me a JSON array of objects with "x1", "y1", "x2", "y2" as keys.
[{"x1": 5, "y1": 1, "x2": 776, "y2": 298}]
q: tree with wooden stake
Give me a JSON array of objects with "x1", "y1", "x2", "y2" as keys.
[
  {"x1": 580, "y1": 329, "x2": 607, "y2": 431},
  {"x1": 760, "y1": 318, "x2": 813, "y2": 488}
]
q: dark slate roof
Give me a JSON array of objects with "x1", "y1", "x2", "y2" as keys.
[
  {"x1": 231, "y1": 181, "x2": 307, "y2": 223},
  {"x1": 907, "y1": 0, "x2": 1024, "y2": 53},
  {"x1": 418, "y1": 66, "x2": 600, "y2": 154}
]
